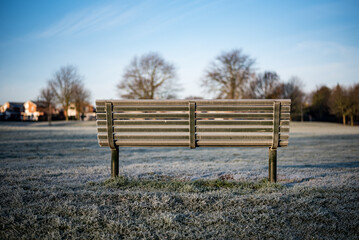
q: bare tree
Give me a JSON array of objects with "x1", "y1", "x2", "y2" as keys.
[
  {"x1": 281, "y1": 77, "x2": 305, "y2": 121},
  {"x1": 348, "y1": 83, "x2": 359, "y2": 126},
  {"x1": 73, "y1": 82, "x2": 91, "y2": 120},
  {"x1": 118, "y1": 53, "x2": 179, "y2": 99},
  {"x1": 38, "y1": 86, "x2": 55, "y2": 125},
  {"x1": 49, "y1": 65, "x2": 82, "y2": 121},
  {"x1": 329, "y1": 84, "x2": 350, "y2": 125},
  {"x1": 308, "y1": 86, "x2": 332, "y2": 121},
  {"x1": 248, "y1": 71, "x2": 281, "y2": 99},
  {"x1": 202, "y1": 49, "x2": 255, "y2": 99}
]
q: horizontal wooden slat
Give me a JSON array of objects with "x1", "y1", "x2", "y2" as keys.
[
  {"x1": 196, "y1": 141, "x2": 272, "y2": 146},
  {"x1": 96, "y1": 106, "x2": 189, "y2": 113},
  {"x1": 280, "y1": 127, "x2": 290, "y2": 133},
  {"x1": 96, "y1": 99, "x2": 291, "y2": 106},
  {"x1": 96, "y1": 120, "x2": 290, "y2": 126},
  {"x1": 196, "y1": 106, "x2": 273, "y2": 111},
  {"x1": 96, "y1": 100, "x2": 189, "y2": 106},
  {"x1": 196, "y1": 135, "x2": 289, "y2": 140},
  {"x1": 99, "y1": 140, "x2": 189, "y2": 146},
  {"x1": 196, "y1": 113, "x2": 290, "y2": 119},
  {"x1": 96, "y1": 106, "x2": 290, "y2": 114},
  {"x1": 96, "y1": 113, "x2": 189, "y2": 120},
  {"x1": 280, "y1": 120, "x2": 290, "y2": 126},
  {"x1": 98, "y1": 134, "x2": 289, "y2": 141},
  {"x1": 97, "y1": 127, "x2": 189, "y2": 132},
  {"x1": 113, "y1": 113, "x2": 188, "y2": 119},
  {"x1": 196, "y1": 140, "x2": 289, "y2": 147},
  {"x1": 97, "y1": 120, "x2": 189, "y2": 126},
  {"x1": 197, "y1": 127, "x2": 273, "y2": 132},
  {"x1": 98, "y1": 139, "x2": 289, "y2": 147},
  {"x1": 196, "y1": 120, "x2": 273, "y2": 125},
  {"x1": 196, "y1": 113, "x2": 273, "y2": 118},
  {"x1": 98, "y1": 134, "x2": 189, "y2": 140},
  {"x1": 281, "y1": 106, "x2": 290, "y2": 112}
]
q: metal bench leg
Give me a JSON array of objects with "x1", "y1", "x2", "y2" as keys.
[
  {"x1": 111, "y1": 147, "x2": 119, "y2": 178},
  {"x1": 269, "y1": 148, "x2": 277, "y2": 183}
]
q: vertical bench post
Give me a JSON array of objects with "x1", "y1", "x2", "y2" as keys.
[
  {"x1": 106, "y1": 102, "x2": 119, "y2": 178},
  {"x1": 269, "y1": 101, "x2": 281, "y2": 182},
  {"x1": 189, "y1": 101, "x2": 196, "y2": 149}
]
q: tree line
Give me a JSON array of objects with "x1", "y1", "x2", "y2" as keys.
[
  {"x1": 40, "y1": 49, "x2": 358, "y2": 125},
  {"x1": 309, "y1": 84, "x2": 359, "y2": 126},
  {"x1": 39, "y1": 65, "x2": 90, "y2": 124},
  {"x1": 117, "y1": 50, "x2": 358, "y2": 125}
]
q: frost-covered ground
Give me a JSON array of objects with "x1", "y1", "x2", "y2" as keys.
[{"x1": 0, "y1": 121, "x2": 358, "y2": 239}]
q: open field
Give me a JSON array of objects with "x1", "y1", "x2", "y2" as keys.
[{"x1": 0, "y1": 121, "x2": 358, "y2": 239}]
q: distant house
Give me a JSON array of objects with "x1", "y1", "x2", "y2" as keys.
[
  {"x1": 67, "y1": 103, "x2": 77, "y2": 119},
  {"x1": 67, "y1": 103, "x2": 95, "y2": 120},
  {"x1": 83, "y1": 104, "x2": 96, "y2": 120},
  {"x1": 0, "y1": 100, "x2": 94, "y2": 121},
  {"x1": 0, "y1": 102, "x2": 24, "y2": 120},
  {"x1": 22, "y1": 101, "x2": 45, "y2": 121},
  {"x1": 23, "y1": 100, "x2": 61, "y2": 121}
]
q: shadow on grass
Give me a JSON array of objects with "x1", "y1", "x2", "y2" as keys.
[
  {"x1": 280, "y1": 161, "x2": 359, "y2": 169},
  {"x1": 90, "y1": 176, "x2": 284, "y2": 194}
]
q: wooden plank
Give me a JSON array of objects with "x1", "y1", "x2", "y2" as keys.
[
  {"x1": 279, "y1": 127, "x2": 290, "y2": 133},
  {"x1": 280, "y1": 134, "x2": 289, "y2": 140},
  {"x1": 195, "y1": 135, "x2": 288, "y2": 140},
  {"x1": 197, "y1": 135, "x2": 272, "y2": 140},
  {"x1": 115, "y1": 141, "x2": 189, "y2": 146},
  {"x1": 196, "y1": 120, "x2": 273, "y2": 125},
  {"x1": 189, "y1": 102, "x2": 196, "y2": 148},
  {"x1": 280, "y1": 113, "x2": 290, "y2": 119},
  {"x1": 98, "y1": 142, "x2": 109, "y2": 147},
  {"x1": 98, "y1": 139, "x2": 289, "y2": 147},
  {"x1": 99, "y1": 134, "x2": 288, "y2": 140},
  {"x1": 196, "y1": 106, "x2": 273, "y2": 111},
  {"x1": 96, "y1": 105, "x2": 189, "y2": 112},
  {"x1": 97, "y1": 134, "x2": 289, "y2": 141},
  {"x1": 195, "y1": 99, "x2": 291, "y2": 105},
  {"x1": 96, "y1": 100, "x2": 189, "y2": 106},
  {"x1": 196, "y1": 113, "x2": 273, "y2": 118},
  {"x1": 106, "y1": 103, "x2": 116, "y2": 149},
  {"x1": 98, "y1": 134, "x2": 189, "y2": 140},
  {"x1": 281, "y1": 106, "x2": 290, "y2": 112},
  {"x1": 196, "y1": 113, "x2": 289, "y2": 119},
  {"x1": 197, "y1": 127, "x2": 273, "y2": 132},
  {"x1": 196, "y1": 141, "x2": 272, "y2": 147},
  {"x1": 98, "y1": 127, "x2": 189, "y2": 133},
  {"x1": 280, "y1": 120, "x2": 290, "y2": 126},
  {"x1": 96, "y1": 113, "x2": 189, "y2": 120},
  {"x1": 113, "y1": 113, "x2": 189, "y2": 118},
  {"x1": 97, "y1": 120, "x2": 189, "y2": 126},
  {"x1": 272, "y1": 102, "x2": 281, "y2": 149},
  {"x1": 96, "y1": 99, "x2": 291, "y2": 106},
  {"x1": 279, "y1": 140, "x2": 289, "y2": 146}
]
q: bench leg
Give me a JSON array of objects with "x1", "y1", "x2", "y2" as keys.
[
  {"x1": 111, "y1": 147, "x2": 119, "y2": 178},
  {"x1": 269, "y1": 148, "x2": 277, "y2": 183}
]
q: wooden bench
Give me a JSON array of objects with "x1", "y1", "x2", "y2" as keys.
[{"x1": 95, "y1": 99, "x2": 291, "y2": 182}]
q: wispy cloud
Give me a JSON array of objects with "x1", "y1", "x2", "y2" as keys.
[
  {"x1": 35, "y1": 2, "x2": 148, "y2": 38},
  {"x1": 133, "y1": 0, "x2": 219, "y2": 38},
  {"x1": 34, "y1": 0, "x2": 219, "y2": 40}
]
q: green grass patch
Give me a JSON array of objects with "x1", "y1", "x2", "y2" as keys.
[{"x1": 99, "y1": 176, "x2": 283, "y2": 193}]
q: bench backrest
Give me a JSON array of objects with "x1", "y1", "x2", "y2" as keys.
[{"x1": 96, "y1": 99, "x2": 290, "y2": 148}]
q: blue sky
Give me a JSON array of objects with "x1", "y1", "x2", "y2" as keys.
[{"x1": 1, "y1": 0, "x2": 359, "y2": 104}]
